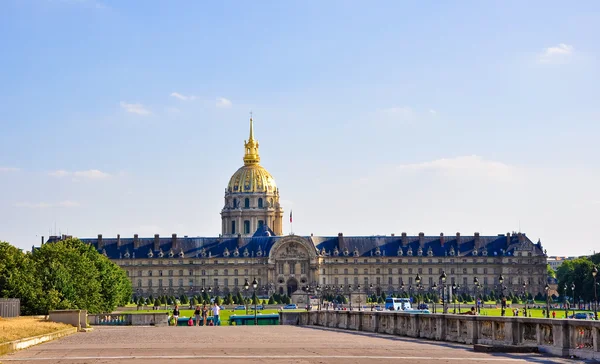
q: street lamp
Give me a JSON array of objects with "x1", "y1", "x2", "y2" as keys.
[
  {"x1": 457, "y1": 284, "x2": 461, "y2": 313},
  {"x1": 415, "y1": 274, "x2": 421, "y2": 308},
  {"x1": 544, "y1": 283, "x2": 550, "y2": 318},
  {"x1": 592, "y1": 266, "x2": 598, "y2": 320},
  {"x1": 252, "y1": 278, "x2": 258, "y2": 325},
  {"x1": 440, "y1": 271, "x2": 447, "y2": 313},
  {"x1": 432, "y1": 283, "x2": 438, "y2": 313},
  {"x1": 369, "y1": 283, "x2": 374, "y2": 310},
  {"x1": 563, "y1": 283, "x2": 568, "y2": 319},
  {"x1": 570, "y1": 282, "x2": 576, "y2": 308},
  {"x1": 474, "y1": 277, "x2": 481, "y2": 314},
  {"x1": 244, "y1": 279, "x2": 250, "y2": 315},
  {"x1": 356, "y1": 284, "x2": 361, "y2": 311},
  {"x1": 452, "y1": 283, "x2": 457, "y2": 313},
  {"x1": 499, "y1": 275, "x2": 506, "y2": 316}
]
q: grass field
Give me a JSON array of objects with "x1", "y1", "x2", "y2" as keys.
[
  {"x1": 0, "y1": 317, "x2": 73, "y2": 344},
  {"x1": 127, "y1": 308, "x2": 302, "y2": 325}
]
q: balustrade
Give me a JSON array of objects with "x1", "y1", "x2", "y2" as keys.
[{"x1": 280, "y1": 310, "x2": 600, "y2": 360}]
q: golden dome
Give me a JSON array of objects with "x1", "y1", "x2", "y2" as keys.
[
  {"x1": 227, "y1": 164, "x2": 277, "y2": 194},
  {"x1": 226, "y1": 116, "x2": 278, "y2": 194}
]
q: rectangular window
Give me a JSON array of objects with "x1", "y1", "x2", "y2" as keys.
[
  {"x1": 289, "y1": 264, "x2": 295, "y2": 274},
  {"x1": 322, "y1": 277, "x2": 326, "y2": 284},
  {"x1": 364, "y1": 277, "x2": 368, "y2": 286},
  {"x1": 408, "y1": 277, "x2": 412, "y2": 285},
  {"x1": 344, "y1": 277, "x2": 348, "y2": 285},
  {"x1": 189, "y1": 269, "x2": 193, "y2": 276},
  {"x1": 234, "y1": 278, "x2": 239, "y2": 286},
  {"x1": 148, "y1": 279, "x2": 152, "y2": 287},
  {"x1": 178, "y1": 279, "x2": 183, "y2": 287},
  {"x1": 429, "y1": 277, "x2": 433, "y2": 286},
  {"x1": 344, "y1": 268, "x2": 348, "y2": 275},
  {"x1": 189, "y1": 279, "x2": 193, "y2": 287},
  {"x1": 354, "y1": 277, "x2": 359, "y2": 285},
  {"x1": 363, "y1": 268, "x2": 368, "y2": 274},
  {"x1": 473, "y1": 268, "x2": 477, "y2": 274},
  {"x1": 138, "y1": 271, "x2": 142, "y2": 277},
  {"x1": 224, "y1": 278, "x2": 228, "y2": 287},
  {"x1": 463, "y1": 277, "x2": 467, "y2": 286},
  {"x1": 484, "y1": 277, "x2": 488, "y2": 285},
  {"x1": 169, "y1": 279, "x2": 173, "y2": 287},
  {"x1": 244, "y1": 269, "x2": 249, "y2": 275},
  {"x1": 201, "y1": 278, "x2": 206, "y2": 287},
  {"x1": 388, "y1": 277, "x2": 392, "y2": 285},
  {"x1": 158, "y1": 279, "x2": 163, "y2": 287},
  {"x1": 258, "y1": 220, "x2": 264, "y2": 228},
  {"x1": 137, "y1": 279, "x2": 142, "y2": 287},
  {"x1": 244, "y1": 220, "x2": 250, "y2": 234},
  {"x1": 278, "y1": 264, "x2": 284, "y2": 274},
  {"x1": 301, "y1": 264, "x2": 306, "y2": 275},
  {"x1": 231, "y1": 221, "x2": 236, "y2": 234},
  {"x1": 376, "y1": 277, "x2": 381, "y2": 285},
  {"x1": 213, "y1": 278, "x2": 218, "y2": 287},
  {"x1": 334, "y1": 277, "x2": 339, "y2": 285},
  {"x1": 179, "y1": 270, "x2": 183, "y2": 276},
  {"x1": 169, "y1": 270, "x2": 173, "y2": 276}
]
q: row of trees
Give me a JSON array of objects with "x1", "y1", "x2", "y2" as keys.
[
  {"x1": 0, "y1": 238, "x2": 132, "y2": 315},
  {"x1": 556, "y1": 253, "x2": 600, "y2": 302},
  {"x1": 133, "y1": 292, "x2": 294, "y2": 307}
]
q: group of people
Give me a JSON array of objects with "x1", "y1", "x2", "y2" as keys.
[{"x1": 171, "y1": 302, "x2": 221, "y2": 326}]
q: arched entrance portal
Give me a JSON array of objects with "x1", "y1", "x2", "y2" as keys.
[{"x1": 287, "y1": 278, "x2": 298, "y2": 297}]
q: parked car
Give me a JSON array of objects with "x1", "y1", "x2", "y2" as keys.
[
  {"x1": 283, "y1": 304, "x2": 298, "y2": 309},
  {"x1": 233, "y1": 305, "x2": 246, "y2": 310},
  {"x1": 250, "y1": 305, "x2": 264, "y2": 310},
  {"x1": 570, "y1": 312, "x2": 594, "y2": 320},
  {"x1": 417, "y1": 303, "x2": 429, "y2": 310}
]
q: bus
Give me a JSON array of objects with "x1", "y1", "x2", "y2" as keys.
[{"x1": 384, "y1": 297, "x2": 412, "y2": 311}]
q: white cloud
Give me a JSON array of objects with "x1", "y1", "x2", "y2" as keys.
[
  {"x1": 538, "y1": 43, "x2": 574, "y2": 64},
  {"x1": 120, "y1": 101, "x2": 151, "y2": 115},
  {"x1": 0, "y1": 167, "x2": 19, "y2": 172},
  {"x1": 14, "y1": 200, "x2": 79, "y2": 208},
  {"x1": 57, "y1": 200, "x2": 80, "y2": 207},
  {"x1": 170, "y1": 92, "x2": 197, "y2": 101},
  {"x1": 216, "y1": 97, "x2": 233, "y2": 108},
  {"x1": 429, "y1": 109, "x2": 437, "y2": 115},
  {"x1": 396, "y1": 155, "x2": 514, "y2": 179},
  {"x1": 49, "y1": 169, "x2": 110, "y2": 179}
]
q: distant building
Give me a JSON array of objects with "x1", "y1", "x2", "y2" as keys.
[
  {"x1": 43, "y1": 117, "x2": 549, "y2": 299},
  {"x1": 547, "y1": 256, "x2": 581, "y2": 271}
]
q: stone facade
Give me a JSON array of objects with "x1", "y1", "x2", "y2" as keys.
[{"x1": 50, "y1": 117, "x2": 548, "y2": 300}]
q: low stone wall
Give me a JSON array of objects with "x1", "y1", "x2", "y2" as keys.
[
  {"x1": 282, "y1": 310, "x2": 600, "y2": 360},
  {"x1": 0, "y1": 327, "x2": 77, "y2": 356},
  {"x1": 48, "y1": 310, "x2": 87, "y2": 330},
  {"x1": 88, "y1": 313, "x2": 169, "y2": 326}
]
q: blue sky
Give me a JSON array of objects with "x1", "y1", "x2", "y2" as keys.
[{"x1": 1, "y1": 0, "x2": 598, "y2": 256}]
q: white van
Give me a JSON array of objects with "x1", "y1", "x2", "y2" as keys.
[{"x1": 384, "y1": 297, "x2": 411, "y2": 311}]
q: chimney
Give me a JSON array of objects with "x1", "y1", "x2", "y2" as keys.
[
  {"x1": 98, "y1": 234, "x2": 103, "y2": 249},
  {"x1": 474, "y1": 232, "x2": 480, "y2": 249},
  {"x1": 401, "y1": 232, "x2": 408, "y2": 246},
  {"x1": 134, "y1": 234, "x2": 139, "y2": 249},
  {"x1": 517, "y1": 232, "x2": 524, "y2": 243},
  {"x1": 338, "y1": 233, "x2": 344, "y2": 249},
  {"x1": 154, "y1": 234, "x2": 160, "y2": 251},
  {"x1": 391, "y1": 233, "x2": 395, "y2": 237},
  {"x1": 440, "y1": 233, "x2": 445, "y2": 247},
  {"x1": 41, "y1": 236, "x2": 45, "y2": 245},
  {"x1": 506, "y1": 233, "x2": 511, "y2": 249},
  {"x1": 418, "y1": 232, "x2": 425, "y2": 248},
  {"x1": 456, "y1": 232, "x2": 461, "y2": 245},
  {"x1": 117, "y1": 234, "x2": 122, "y2": 248},
  {"x1": 172, "y1": 233, "x2": 178, "y2": 251}
]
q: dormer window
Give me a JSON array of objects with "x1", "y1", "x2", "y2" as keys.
[
  {"x1": 223, "y1": 248, "x2": 230, "y2": 257},
  {"x1": 168, "y1": 250, "x2": 174, "y2": 258},
  {"x1": 417, "y1": 247, "x2": 423, "y2": 256},
  {"x1": 179, "y1": 250, "x2": 184, "y2": 258},
  {"x1": 148, "y1": 249, "x2": 153, "y2": 258},
  {"x1": 407, "y1": 248, "x2": 413, "y2": 256},
  {"x1": 243, "y1": 248, "x2": 249, "y2": 257},
  {"x1": 158, "y1": 249, "x2": 164, "y2": 258},
  {"x1": 398, "y1": 248, "x2": 403, "y2": 256},
  {"x1": 427, "y1": 247, "x2": 433, "y2": 257},
  {"x1": 353, "y1": 248, "x2": 359, "y2": 257},
  {"x1": 233, "y1": 248, "x2": 239, "y2": 257},
  {"x1": 333, "y1": 248, "x2": 339, "y2": 257}
]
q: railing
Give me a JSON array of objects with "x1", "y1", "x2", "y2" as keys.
[
  {"x1": 88, "y1": 313, "x2": 168, "y2": 326},
  {"x1": 282, "y1": 311, "x2": 600, "y2": 360}
]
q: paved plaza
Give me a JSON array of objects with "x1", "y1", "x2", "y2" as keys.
[{"x1": 0, "y1": 326, "x2": 577, "y2": 364}]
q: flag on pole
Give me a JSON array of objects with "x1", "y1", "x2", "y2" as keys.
[{"x1": 289, "y1": 210, "x2": 293, "y2": 223}]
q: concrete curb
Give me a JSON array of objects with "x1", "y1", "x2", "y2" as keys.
[{"x1": 0, "y1": 327, "x2": 78, "y2": 356}]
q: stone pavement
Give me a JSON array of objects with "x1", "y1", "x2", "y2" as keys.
[{"x1": 0, "y1": 326, "x2": 577, "y2": 364}]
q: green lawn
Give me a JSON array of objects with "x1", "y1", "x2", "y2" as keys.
[{"x1": 127, "y1": 308, "x2": 303, "y2": 325}]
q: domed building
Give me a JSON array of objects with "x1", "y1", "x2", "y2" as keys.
[
  {"x1": 221, "y1": 118, "x2": 283, "y2": 237},
  {"x1": 50, "y1": 116, "x2": 549, "y2": 307}
]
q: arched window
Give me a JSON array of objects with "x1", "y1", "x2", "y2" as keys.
[
  {"x1": 244, "y1": 198, "x2": 250, "y2": 208},
  {"x1": 244, "y1": 220, "x2": 250, "y2": 234},
  {"x1": 233, "y1": 198, "x2": 237, "y2": 208},
  {"x1": 258, "y1": 198, "x2": 263, "y2": 208},
  {"x1": 224, "y1": 269, "x2": 228, "y2": 276}
]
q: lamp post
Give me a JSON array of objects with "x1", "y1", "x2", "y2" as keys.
[
  {"x1": 415, "y1": 274, "x2": 421, "y2": 308},
  {"x1": 440, "y1": 271, "x2": 447, "y2": 314},
  {"x1": 592, "y1": 266, "x2": 598, "y2": 320},
  {"x1": 563, "y1": 283, "x2": 568, "y2": 319},
  {"x1": 244, "y1": 279, "x2": 249, "y2": 315},
  {"x1": 369, "y1": 283, "x2": 374, "y2": 311},
  {"x1": 316, "y1": 284, "x2": 321, "y2": 310},
  {"x1": 474, "y1": 277, "x2": 481, "y2": 314},
  {"x1": 544, "y1": 283, "x2": 550, "y2": 318},
  {"x1": 499, "y1": 275, "x2": 506, "y2": 316},
  {"x1": 252, "y1": 278, "x2": 258, "y2": 325},
  {"x1": 452, "y1": 283, "x2": 457, "y2": 313},
  {"x1": 432, "y1": 283, "x2": 438, "y2": 313},
  {"x1": 348, "y1": 285, "x2": 355, "y2": 311},
  {"x1": 457, "y1": 284, "x2": 461, "y2": 313},
  {"x1": 356, "y1": 284, "x2": 361, "y2": 311}
]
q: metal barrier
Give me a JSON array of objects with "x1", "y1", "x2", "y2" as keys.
[{"x1": 0, "y1": 299, "x2": 20, "y2": 317}]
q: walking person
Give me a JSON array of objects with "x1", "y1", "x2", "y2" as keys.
[
  {"x1": 194, "y1": 305, "x2": 201, "y2": 326},
  {"x1": 212, "y1": 302, "x2": 220, "y2": 326},
  {"x1": 172, "y1": 305, "x2": 180, "y2": 326},
  {"x1": 202, "y1": 304, "x2": 209, "y2": 326}
]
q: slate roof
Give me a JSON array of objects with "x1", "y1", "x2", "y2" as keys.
[{"x1": 45, "y1": 230, "x2": 544, "y2": 260}]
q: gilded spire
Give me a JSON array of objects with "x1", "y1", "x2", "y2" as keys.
[{"x1": 243, "y1": 116, "x2": 260, "y2": 165}]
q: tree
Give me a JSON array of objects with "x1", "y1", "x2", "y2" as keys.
[
  {"x1": 252, "y1": 291, "x2": 259, "y2": 305},
  {"x1": 557, "y1": 258, "x2": 596, "y2": 302},
  {"x1": 547, "y1": 264, "x2": 556, "y2": 279},
  {"x1": 190, "y1": 296, "x2": 197, "y2": 306},
  {"x1": 0, "y1": 242, "x2": 44, "y2": 315},
  {"x1": 180, "y1": 294, "x2": 189, "y2": 305},
  {"x1": 154, "y1": 298, "x2": 160, "y2": 307},
  {"x1": 268, "y1": 296, "x2": 275, "y2": 305}
]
